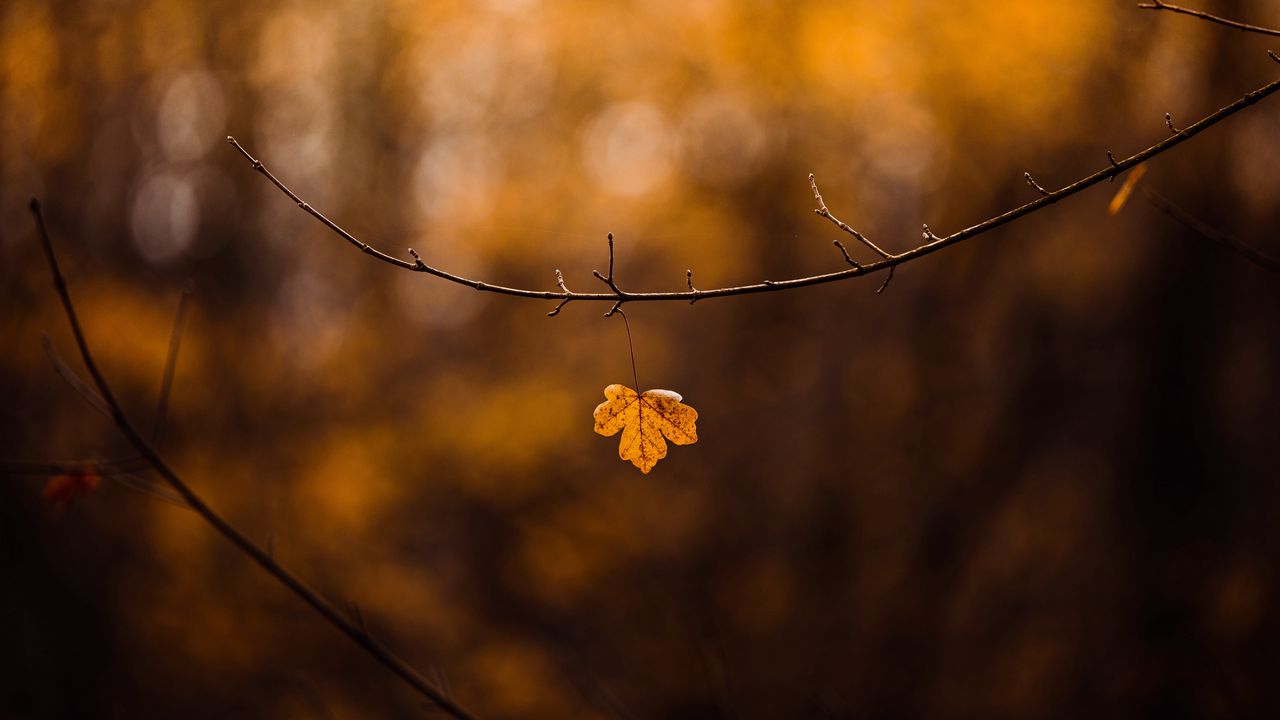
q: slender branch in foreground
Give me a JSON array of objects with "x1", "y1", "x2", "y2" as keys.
[
  {"x1": 28, "y1": 199, "x2": 478, "y2": 720},
  {"x1": 229, "y1": 72, "x2": 1280, "y2": 312},
  {"x1": 1143, "y1": 188, "x2": 1280, "y2": 272},
  {"x1": 1138, "y1": 0, "x2": 1280, "y2": 38},
  {"x1": 29, "y1": 337, "x2": 196, "y2": 505}
]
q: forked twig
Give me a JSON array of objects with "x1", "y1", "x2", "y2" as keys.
[
  {"x1": 227, "y1": 70, "x2": 1280, "y2": 312},
  {"x1": 1138, "y1": 0, "x2": 1280, "y2": 38},
  {"x1": 28, "y1": 199, "x2": 478, "y2": 720},
  {"x1": 808, "y1": 172, "x2": 892, "y2": 259}
]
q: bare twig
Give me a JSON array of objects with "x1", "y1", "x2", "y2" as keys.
[
  {"x1": 1144, "y1": 188, "x2": 1280, "y2": 272},
  {"x1": 547, "y1": 269, "x2": 573, "y2": 316},
  {"x1": 686, "y1": 269, "x2": 702, "y2": 305},
  {"x1": 808, "y1": 173, "x2": 892, "y2": 259},
  {"x1": 0, "y1": 456, "x2": 148, "y2": 477},
  {"x1": 547, "y1": 298, "x2": 571, "y2": 317},
  {"x1": 876, "y1": 266, "x2": 895, "y2": 295},
  {"x1": 153, "y1": 281, "x2": 193, "y2": 446},
  {"x1": 592, "y1": 233, "x2": 623, "y2": 293},
  {"x1": 1166, "y1": 112, "x2": 1182, "y2": 135},
  {"x1": 1138, "y1": 0, "x2": 1280, "y2": 38},
  {"x1": 831, "y1": 240, "x2": 861, "y2": 268},
  {"x1": 1, "y1": 454, "x2": 186, "y2": 506},
  {"x1": 42, "y1": 335, "x2": 111, "y2": 419},
  {"x1": 592, "y1": 233, "x2": 629, "y2": 316},
  {"x1": 109, "y1": 470, "x2": 188, "y2": 507},
  {"x1": 28, "y1": 199, "x2": 478, "y2": 720},
  {"x1": 1024, "y1": 172, "x2": 1051, "y2": 196},
  {"x1": 229, "y1": 73, "x2": 1280, "y2": 309}
]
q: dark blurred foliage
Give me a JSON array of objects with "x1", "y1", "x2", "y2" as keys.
[{"x1": 3, "y1": 1, "x2": 1280, "y2": 718}]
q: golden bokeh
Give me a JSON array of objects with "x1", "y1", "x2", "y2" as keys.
[{"x1": 3, "y1": 1, "x2": 1279, "y2": 717}]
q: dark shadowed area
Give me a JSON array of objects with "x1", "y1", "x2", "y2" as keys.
[{"x1": 3, "y1": 1, "x2": 1280, "y2": 718}]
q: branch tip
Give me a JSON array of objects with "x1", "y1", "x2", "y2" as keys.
[
  {"x1": 547, "y1": 297, "x2": 571, "y2": 317},
  {"x1": 1137, "y1": 1, "x2": 1280, "y2": 37},
  {"x1": 809, "y1": 174, "x2": 891, "y2": 258},
  {"x1": 877, "y1": 265, "x2": 896, "y2": 295},
  {"x1": 1024, "y1": 172, "x2": 1051, "y2": 196},
  {"x1": 1165, "y1": 112, "x2": 1181, "y2": 134},
  {"x1": 686, "y1": 269, "x2": 702, "y2": 304},
  {"x1": 1106, "y1": 150, "x2": 1121, "y2": 180},
  {"x1": 833, "y1": 239, "x2": 861, "y2": 268},
  {"x1": 408, "y1": 248, "x2": 426, "y2": 269}
]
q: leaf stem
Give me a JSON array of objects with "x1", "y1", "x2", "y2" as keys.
[{"x1": 617, "y1": 310, "x2": 640, "y2": 393}]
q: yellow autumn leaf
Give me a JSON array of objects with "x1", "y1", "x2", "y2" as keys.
[
  {"x1": 593, "y1": 384, "x2": 698, "y2": 473},
  {"x1": 1107, "y1": 163, "x2": 1147, "y2": 216}
]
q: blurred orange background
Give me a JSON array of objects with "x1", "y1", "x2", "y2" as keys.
[{"x1": 3, "y1": 1, "x2": 1280, "y2": 717}]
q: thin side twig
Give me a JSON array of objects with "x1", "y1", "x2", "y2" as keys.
[
  {"x1": 28, "y1": 199, "x2": 478, "y2": 720},
  {"x1": 1024, "y1": 172, "x2": 1051, "y2": 196},
  {"x1": 229, "y1": 73, "x2": 1280, "y2": 308},
  {"x1": 808, "y1": 173, "x2": 892, "y2": 259},
  {"x1": 592, "y1": 232, "x2": 628, "y2": 316},
  {"x1": 0, "y1": 456, "x2": 148, "y2": 477},
  {"x1": 42, "y1": 334, "x2": 111, "y2": 419},
  {"x1": 0, "y1": 454, "x2": 186, "y2": 506},
  {"x1": 153, "y1": 281, "x2": 193, "y2": 446},
  {"x1": 686, "y1": 269, "x2": 702, "y2": 305},
  {"x1": 1144, "y1": 188, "x2": 1280, "y2": 272},
  {"x1": 1138, "y1": 0, "x2": 1280, "y2": 38}
]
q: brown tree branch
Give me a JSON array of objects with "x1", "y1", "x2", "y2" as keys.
[
  {"x1": 1138, "y1": 0, "x2": 1280, "y2": 37},
  {"x1": 28, "y1": 199, "x2": 479, "y2": 720},
  {"x1": 228, "y1": 70, "x2": 1280, "y2": 314}
]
